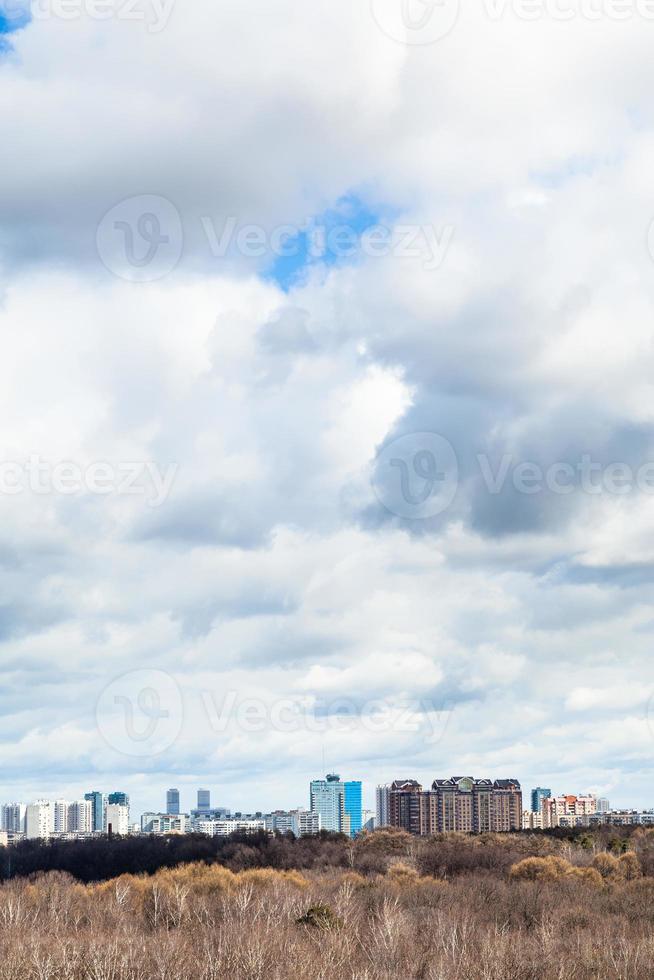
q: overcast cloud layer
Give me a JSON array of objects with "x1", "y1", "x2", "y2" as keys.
[{"x1": 1, "y1": 0, "x2": 653, "y2": 815}]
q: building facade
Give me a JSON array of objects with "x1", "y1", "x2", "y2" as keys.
[
  {"x1": 388, "y1": 780, "x2": 424, "y2": 834},
  {"x1": 344, "y1": 781, "x2": 362, "y2": 837},
  {"x1": 387, "y1": 777, "x2": 522, "y2": 835},
  {"x1": 26, "y1": 801, "x2": 52, "y2": 840},
  {"x1": 105, "y1": 804, "x2": 130, "y2": 835},
  {"x1": 166, "y1": 788, "x2": 180, "y2": 816},
  {"x1": 0, "y1": 803, "x2": 26, "y2": 834},
  {"x1": 84, "y1": 791, "x2": 106, "y2": 833},
  {"x1": 108, "y1": 792, "x2": 129, "y2": 808},
  {"x1": 310, "y1": 774, "x2": 344, "y2": 833},
  {"x1": 542, "y1": 794, "x2": 597, "y2": 827},
  {"x1": 531, "y1": 787, "x2": 551, "y2": 813},
  {"x1": 362, "y1": 808, "x2": 376, "y2": 832},
  {"x1": 194, "y1": 819, "x2": 265, "y2": 837},
  {"x1": 67, "y1": 800, "x2": 94, "y2": 833},
  {"x1": 141, "y1": 813, "x2": 188, "y2": 834},
  {"x1": 376, "y1": 785, "x2": 391, "y2": 828},
  {"x1": 265, "y1": 809, "x2": 320, "y2": 836}
]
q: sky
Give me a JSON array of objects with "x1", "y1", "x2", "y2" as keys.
[{"x1": 1, "y1": 0, "x2": 654, "y2": 818}]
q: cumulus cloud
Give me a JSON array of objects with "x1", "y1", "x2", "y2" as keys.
[{"x1": 0, "y1": 1, "x2": 652, "y2": 813}]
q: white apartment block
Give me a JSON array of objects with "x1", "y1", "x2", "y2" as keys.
[
  {"x1": 105, "y1": 804, "x2": 130, "y2": 835},
  {"x1": 141, "y1": 813, "x2": 188, "y2": 834},
  {"x1": 592, "y1": 811, "x2": 654, "y2": 827},
  {"x1": 264, "y1": 809, "x2": 320, "y2": 837},
  {"x1": 523, "y1": 809, "x2": 545, "y2": 830},
  {"x1": 293, "y1": 809, "x2": 320, "y2": 837},
  {"x1": 542, "y1": 795, "x2": 597, "y2": 827},
  {"x1": 68, "y1": 800, "x2": 94, "y2": 833},
  {"x1": 194, "y1": 819, "x2": 266, "y2": 837},
  {"x1": 53, "y1": 800, "x2": 69, "y2": 834},
  {"x1": 26, "y1": 801, "x2": 53, "y2": 840},
  {"x1": 37, "y1": 799, "x2": 96, "y2": 835}
]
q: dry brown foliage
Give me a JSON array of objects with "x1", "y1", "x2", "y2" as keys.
[{"x1": 0, "y1": 835, "x2": 652, "y2": 978}]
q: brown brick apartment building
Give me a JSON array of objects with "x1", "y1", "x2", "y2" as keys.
[{"x1": 387, "y1": 776, "x2": 522, "y2": 834}]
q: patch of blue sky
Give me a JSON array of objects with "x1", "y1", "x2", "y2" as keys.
[
  {"x1": 265, "y1": 194, "x2": 399, "y2": 292},
  {"x1": 0, "y1": 2, "x2": 31, "y2": 50}
]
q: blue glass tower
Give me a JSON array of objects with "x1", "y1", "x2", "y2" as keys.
[
  {"x1": 108, "y1": 792, "x2": 130, "y2": 807},
  {"x1": 344, "y1": 781, "x2": 362, "y2": 837},
  {"x1": 84, "y1": 791, "x2": 105, "y2": 832},
  {"x1": 531, "y1": 787, "x2": 551, "y2": 813}
]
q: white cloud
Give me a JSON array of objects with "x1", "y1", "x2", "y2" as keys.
[{"x1": 0, "y1": 3, "x2": 653, "y2": 813}]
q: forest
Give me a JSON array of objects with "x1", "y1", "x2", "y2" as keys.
[{"x1": 0, "y1": 827, "x2": 653, "y2": 978}]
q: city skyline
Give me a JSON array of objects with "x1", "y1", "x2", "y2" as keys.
[
  {"x1": 0, "y1": 770, "x2": 647, "y2": 826},
  {"x1": 5, "y1": 771, "x2": 653, "y2": 843},
  {"x1": 2, "y1": 1, "x2": 654, "y2": 832}
]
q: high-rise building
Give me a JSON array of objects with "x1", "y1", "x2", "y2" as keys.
[
  {"x1": 68, "y1": 800, "x2": 94, "y2": 833},
  {"x1": 492, "y1": 780, "x2": 524, "y2": 832},
  {"x1": 197, "y1": 789, "x2": 211, "y2": 814},
  {"x1": 389, "y1": 780, "x2": 424, "y2": 834},
  {"x1": 84, "y1": 792, "x2": 106, "y2": 833},
  {"x1": 531, "y1": 787, "x2": 551, "y2": 813},
  {"x1": 344, "y1": 781, "x2": 362, "y2": 837},
  {"x1": 26, "y1": 801, "x2": 52, "y2": 840},
  {"x1": 387, "y1": 777, "x2": 523, "y2": 835},
  {"x1": 596, "y1": 798, "x2": 610, "y2": 813},
  {"x1": 0, "y1": 803, "x2": 26, "y2": 834},
  {"x1": 376, "y1": 785, "x2": 391, "y2": 828},
  {"x1": 108, "y1": 792, "x2": 129, "y2": 807},
  {"x1": 167, "y1": 788, "x2": 180, "y2": 816},
  {"x1": 52, "y1": 800, "x2": 69, "y2": 833},
  {"x1": 310, "y1": 774, "x2": 344, "y2": 833},
  {"x1": 105, "y1": 804, "x2": 130, "y2": 835}
]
